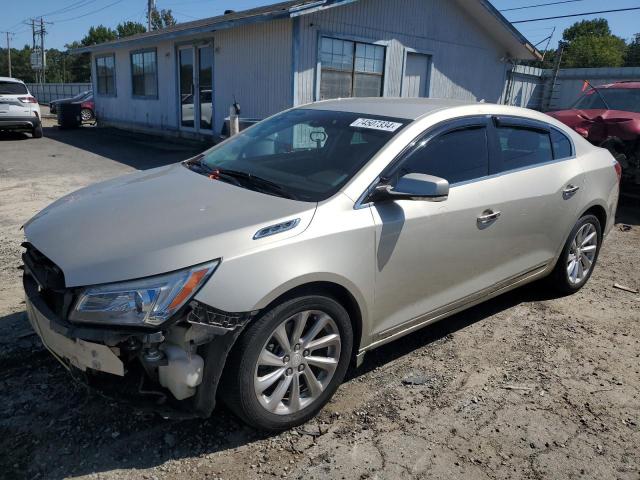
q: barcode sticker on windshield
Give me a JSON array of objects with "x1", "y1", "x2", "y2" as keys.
[{"x1": 350, "y1": 118, "x2": 403, "y2": 132}]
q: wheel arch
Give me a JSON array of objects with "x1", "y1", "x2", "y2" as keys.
[
  {"x1": 255, "y1": 279, "x2": 365, "y2": 360},
  {"x1": 580, "y1": 203, "x2": 608, "y2": 232}
]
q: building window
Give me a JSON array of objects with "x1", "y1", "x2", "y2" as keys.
[
  {"x1": 95, "y1": 54, "x2": 115, "y2": 96},
  {"x1": 131, "y1": 49, "x2": 157, "y2": 98},
  {"x1": 319, "y1": 37, "x2": 385, "y2": 100}
]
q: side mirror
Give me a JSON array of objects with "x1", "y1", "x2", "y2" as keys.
[{"x1": 371, "y1": 173, "x2": 449, "y2": 202}]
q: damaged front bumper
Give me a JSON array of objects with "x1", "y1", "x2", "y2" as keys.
[{"x1": 23, "y1": 271, "x2": 254, "y2": 417}]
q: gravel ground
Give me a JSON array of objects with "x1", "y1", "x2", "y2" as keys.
[{"x1": 1, "y1": 120, "x2": 639, "y2": 480}]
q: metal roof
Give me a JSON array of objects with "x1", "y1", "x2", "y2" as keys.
[{"x1": 72, "y1": 0, "x2": 540, "y2": 60}]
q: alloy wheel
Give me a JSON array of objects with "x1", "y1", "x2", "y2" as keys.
[
  {"x1": 81, "y1": 109, "x2": 93, "y2": 122},
  {"x1": 567, "y1": 222, "x2": 598, "y2": 285},
  {"x1": 253, "y1": 310, "x2": 341, "y2": 415}
]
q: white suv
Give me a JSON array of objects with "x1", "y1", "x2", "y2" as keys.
[{"x1": 0, "y1": 77, "x2": 42, "y2": 138}]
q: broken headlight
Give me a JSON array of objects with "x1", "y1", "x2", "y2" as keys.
[{"x1": 69, "y1": 261, "x2": 219, "y2": 326}]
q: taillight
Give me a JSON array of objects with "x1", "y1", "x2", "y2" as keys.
[
  {"x1": 18, "y1": 96, "x2": 38, "y2": 104},
  {"x1": 614, "y1": 161, "x2": 622, "y2": 183}
]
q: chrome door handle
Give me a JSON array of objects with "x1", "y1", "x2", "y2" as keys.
[
  {"x1": 563, "y1": 184, "x2": 580, "y2": 197},
  {"x1": 477, "y1": 209, "x2": 501, "y2": 225}
]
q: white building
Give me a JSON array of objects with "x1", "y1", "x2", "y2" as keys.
[{"x1": 75, "y1": 0, "x2": 540, "y2": 140}]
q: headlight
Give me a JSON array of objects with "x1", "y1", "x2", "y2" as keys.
[{"x1": 69, "y1": 261, "x2": 219, "y2": 326}]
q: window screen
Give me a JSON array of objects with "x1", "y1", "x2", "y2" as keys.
[
  {"x1": 95, "y1": 55, "x2": 115, "y2": 96},
  {"x1": 131, "y1": 50, "x2": 157, "y2": 97},
  {"x1": 550, "y1": 129, "x2": 572, "y2": 159},
  {"x1": 399, "y1": 126, "x2": 489, "y2": 184},
  {"x1": 319, "y1": 37, "x2": 385, "y2": 100},
  {"x1": 496, "y1": 127, "x2": 552, "y2": 171}
]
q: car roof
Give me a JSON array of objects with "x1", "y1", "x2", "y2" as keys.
[
  {"x1": 301, "y1": 97, "x2": 476, "y2": 120},
  {"x1": 598, "y1": 81, "x2": 640, "y2": 89},
  {"x1": 0, "y1": 77, "x2": 26, "y2": 84}
]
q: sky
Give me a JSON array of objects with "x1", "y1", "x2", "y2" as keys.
[{"x1": 1, "y1": 0, "x2": 639, "y2": 51}]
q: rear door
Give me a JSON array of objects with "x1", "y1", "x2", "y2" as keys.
[{"x1": 486, "y1": 116, "x2": 585, "y2": 280}]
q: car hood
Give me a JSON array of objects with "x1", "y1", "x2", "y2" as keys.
[
  {"x1": 24, "y1": 164, "x2": 316, "y2": 287},
  {"x1": 547, "y1": 108, "x2": 640, "y2": 142}
]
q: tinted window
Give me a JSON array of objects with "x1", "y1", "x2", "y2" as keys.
[
  {"x1": 398, "y1": 126, "x2": 489, "y2": 184},
  {"x1": 199, "y1": 109, "x2": 406, "y2": 202},
  {"x1": 496, "y1": 127, "x2": 552, "y2": 171},
  {"x1": 0, "y1": 81, "x2": 28, "y2": 95},
  {"x1": 551, "y1": 129, "x2": 572, "y2": 159}
]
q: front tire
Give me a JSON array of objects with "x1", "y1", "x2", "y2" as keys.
[
  {"x1": 221, "y1": 295, "x2": 353, "y2": 431},
  {"x1": 32, "y1": 125, "x2": 43, "y2": 138},
  {"x1": 549, "y1": 214, "x2": 602, "y2": 294}
]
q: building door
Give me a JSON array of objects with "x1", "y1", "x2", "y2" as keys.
[
  {"x1": 178, "y1": 43, "x2": 213, "y2": 132},
  {"x1": 402, "y1": 52, "x2": 430, "y2": 98}
]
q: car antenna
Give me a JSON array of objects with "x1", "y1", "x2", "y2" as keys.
[{"x1": 582, "y1": 79, "x2": 610, "y2": 110}]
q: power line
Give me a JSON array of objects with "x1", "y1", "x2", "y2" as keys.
[
  {"x1": 53, "y1": 0, "x2": 127, "y2": 23},
  {"x1": 501, "y1": 0, "x2": 586, "y2": 12},
  {"x1": 512, "y1": 7, "x2": 640, "y2": 23}
]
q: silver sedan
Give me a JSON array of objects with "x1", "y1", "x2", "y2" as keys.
[{"x1": 23, "y1": 98, "x2": 619, "y2": 430}]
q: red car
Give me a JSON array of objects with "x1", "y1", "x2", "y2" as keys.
[
  {"x1": 547, "y1": 81, "x2": 640, "y2": 184},
  {"x1": 79, "y1": 95, "x2": 95, "y2": 123}
]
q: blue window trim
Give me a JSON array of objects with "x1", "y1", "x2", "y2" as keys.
[
  {"x1": 130, "y1": 47, "x2": 159, "y2": 100},
  {"x1": 94, "y1": 53, "x2": 117, "y2": 98}
]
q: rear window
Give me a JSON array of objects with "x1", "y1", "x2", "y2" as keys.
[
  {"x1": 496, "y1": 127, "x2": 553, "y2": 171},
  {"x1": 0, "y1": 81, "x2": 28, "y2": 95}
]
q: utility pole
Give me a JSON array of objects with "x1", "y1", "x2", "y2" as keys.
[
  {"x1": 40, "y1": 17, "x2": 45, "y2": 83},
  {"x1": 147, "y1": 0, "x2": 155, "y2": 31},
  {"x1": 0, "y1": 32, "x2": 11, "y2": 77}
]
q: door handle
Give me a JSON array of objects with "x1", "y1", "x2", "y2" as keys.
[
  {"x1": 477, "y1": 209, "x2": 501, "y2": 225},
  {"x1": 563, "y1": 184, "x2": 580, "y2": 197}
]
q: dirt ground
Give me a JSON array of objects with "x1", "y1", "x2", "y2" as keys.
[{"x1": 1, "y1": 120, "x2": 639, "y2": 480}]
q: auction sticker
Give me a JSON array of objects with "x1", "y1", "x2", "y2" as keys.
[{"x1": 350, "y1": 118, "x2": 403, "y2": 132}]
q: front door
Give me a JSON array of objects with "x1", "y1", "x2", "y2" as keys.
[
  {"x1": 178, "y1": 44, "x2": 214, "y2": 133},
  {"x1": 371, "y1": 117, "x2": 502, "y2": 338}
]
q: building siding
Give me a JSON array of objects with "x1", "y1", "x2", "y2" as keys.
[
  {"x1": 92, "y1": 19, "x2": 292, "y2": 135},
  {"x1": 294, "y1": 0, "x2": 511, "y2": 106}
]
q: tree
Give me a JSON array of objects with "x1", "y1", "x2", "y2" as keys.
[
  {"x1": 116, "y1": 21, "x2": 147, "y2": 38},
  {"x1": 625, "y1": 33, "x2": 640, "y2": 67},
  {"x1": 561, "y1": 18, "x2": 627, "y2": 68},
  {"x1": 149, "y1": 8, "x2": 177, "y2": 30},
  {"x1": 563, "y1": 35, "x2": 627, "y2": 68},
  {"x1": 81, "y1": 25, "x2": 117, "y2": 46},
  {"x1": 563, "y1": 19, "x2": 611, "y2": 42}
]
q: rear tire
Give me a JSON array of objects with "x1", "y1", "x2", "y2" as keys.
[
  {"x1": 80, "y1": 108, "x2": 94, "y2": 122},
  {"x1": 221, "y1": 295, "x2": 353, "y2": 431},
  {"x1": 548, "y1": 214, "x2": 602, "y2": 294},
  {"x1": 32, "y1": 125, "x2": 43, "y2": 138}
]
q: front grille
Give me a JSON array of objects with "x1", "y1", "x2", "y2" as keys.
[{"x1": 22, "y1": 242, "x2": 72, "y2": 319}]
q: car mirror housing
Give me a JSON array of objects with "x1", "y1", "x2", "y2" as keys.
[{"x1": 371, "y1": 173, "x2": 449, "y2": 202}]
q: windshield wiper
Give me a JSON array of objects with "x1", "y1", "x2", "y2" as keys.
[
  {"x1": 214, "y1": 169, "x2": 299, "y2": 200},
  {"x1": 184, "y1": 159, "x2": 298, "y2": 200}
]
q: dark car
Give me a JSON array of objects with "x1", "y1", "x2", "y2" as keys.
[
  {"x1": 49, "y1": 90, "x2": 91, "y2": 114},
  {"x1": 547, "y1": 81, "x2": 640, "y2": 184}
]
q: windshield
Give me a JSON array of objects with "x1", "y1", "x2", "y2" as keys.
[
  {"x1": 196, "y1": 108, "x2": 407, "y2": 202},
  {"x1": 0, "y1": 81, "x2": 28, "y2": 95},
  {"x1": 572, "y1": 88, "x2": 640, "y2": 113}
]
